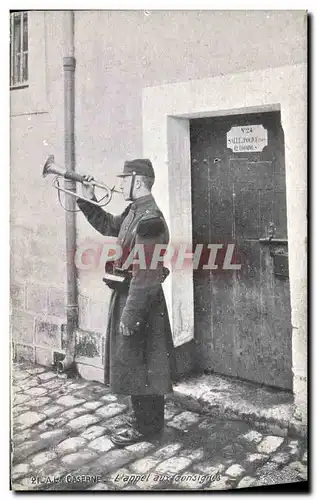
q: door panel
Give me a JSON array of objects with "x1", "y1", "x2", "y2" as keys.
[{"x1": 190, "y1": 111, "x2": 292, "y2": 389}]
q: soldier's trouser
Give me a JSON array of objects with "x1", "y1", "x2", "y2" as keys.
[{"x1": 131, "y1": 395, "x2": 165, "y2": 435}]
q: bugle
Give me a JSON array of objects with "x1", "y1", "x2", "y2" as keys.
[{"x1": 42, "y1": 155, "x2": 121, "y2": 207}]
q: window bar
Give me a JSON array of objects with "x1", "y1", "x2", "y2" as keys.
[
  {"x1": 10, "y1": 13, "x2": 14, "y2": 86},
  {"x1": 19, "y1": 12, "x2": 23, "y2": 84},
  {"x1": 23, "y1": 12, "x2": 28, "y2": 82}
]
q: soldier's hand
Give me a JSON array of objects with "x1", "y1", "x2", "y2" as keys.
[
  {"x1": 120, "y1": 321, "x2": 135, "y2": 337},
  {"x1": 82, "y1": 175, "x2": 95, "y2": 200}
]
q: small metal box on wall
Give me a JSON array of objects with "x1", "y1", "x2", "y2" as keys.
[
  {"x1": 271, "y1": 249, "x2": 289, "y2": 278},
  {"x1": 259, "y1": 222, "x2": 289, "y2": 278}
]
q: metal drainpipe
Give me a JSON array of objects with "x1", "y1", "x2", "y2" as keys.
[{"x1": 57, "y1": 11, "x2": 78, "y2": 373}]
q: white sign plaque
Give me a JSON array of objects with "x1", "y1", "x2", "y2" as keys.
[{"x1": 227, "y1": 124, "x2": 268, "y2": 152}]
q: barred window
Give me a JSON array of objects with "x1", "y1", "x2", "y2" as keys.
[{"x1": 10, "y1": 11, "x2": 28, "y2": 88}]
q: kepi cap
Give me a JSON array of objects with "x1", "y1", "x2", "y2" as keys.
[{"x1": 117, "y1": 159, "x2": 155, "y2": 179}]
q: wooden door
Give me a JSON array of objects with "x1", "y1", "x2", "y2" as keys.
[{"x1": 190, "y1": 111, "x2": 292, "y2": 389}]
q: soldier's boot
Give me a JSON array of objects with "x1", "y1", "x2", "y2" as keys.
[{"x1": 109, "y1": 426, "x2": 163, "y2": 447}]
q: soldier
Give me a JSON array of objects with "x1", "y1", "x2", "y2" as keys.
[{"x1": 77, "y1": 159, "x2": 175, "y2": 446}]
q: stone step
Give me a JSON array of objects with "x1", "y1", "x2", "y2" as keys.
[{"x1": 168, "y1": 373, "x2": 305, "y2": 438}]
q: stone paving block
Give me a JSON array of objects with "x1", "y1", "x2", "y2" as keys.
[
  {"x1": 12, "y1": 476, "x2": 39, "y2": 491},
  {"x1": 246, "y1": 453, "x2": 268, "y2": 465},
  {"x1": 13, "y1": 371, "x2": 31, "y2": 381},
  {"x1": 122, "y1": 485, "x2": 140, "y2": 491},
  {"x1": 88, "y1": 384, "x2": 108, "y2": 394},
  {"x1": 13, "y1": 404, "x2": 32, "y2": 417},
  {"x1": 42, "y1": 405, "x2": 64, "y2": 417},
  {"x1": 134, "y1": 475, "x2": 159, "y2": 490},
  {"x1": 60, "y1": 406, "x2": 87, "y2": 420},
  {"x1": 31, "y1": 450, "x2": 57, "y2": 467},
  {"x1": 194, "y1": 462, "x2": 225, "y2": 475},
  {"x1": 12, "y1": 406, "x2": 24, "y2": 418},
  {"x1": 154, "y1": 456, "x2": 192, "y2": 474},
  {"x1": 154, "y1": 443, "x2": 183, "y2": 459},
  {"x1": 56, "y1": 437, "x2": 88, "y2": 456},
  {"x1": 100, "y1": 394, "x2": 118, "y2": 403},
  {"x1": 14, "y1": 394, "x2": 32, "y2": 405},
  {"x1": 67, "y1": 381, "x2": 90, "y2": 390},
  {"x1": 27, "y1": 397, "x2": 52, "y2": 408},
  {"x1": 265, "y1": 423, "x2": 288, "y2": 437},
  {"x1": 80, "y1": 425, "x2": 107, "y2": 441},
  {"x1": 25, "y1": 366, "x2": 46, "y2": 375},
  {"x1": 38, "y1": 371, "x2": 57, "y2": 381},
  {"x1": 95, "y1": 403, "x2": 127, "y2": 420},
  {"x1": 39, "y1": 429, "x2": 69, "y2": 445},
  {"x1": 197, "y1": 420, "x2": 219, "y2": 432},
  {"x1": 98, "y1": 414, "x2": 132, "y2": 432},
  {"x1": 172, "y1": 391, "x2": 203, "y2": 413},
  {"x1": 88, "y1": 482, "x2": 110, "y2": 490},
  {"x1": 45, "y1": 389, "x2": 67, "y2": 401},
  {"x1": 207, "y1": 475, "x2": 235, "y2": 490},
  {"x1": 286, "y1": 440, "x2": 301, "y2": 457},
  {"x1": 130, "y1": 457, "x2": 161, "y2": 474},
  {"x1": 61, "y1": 449, "x2": 98, "y2": 468},
  {"x1": 19, "y1": 378, "x2": 40, "y2": 390},
  {"x1": 257, "y1": 436, "x2": 284, "y2": 454},
  {"x1": 164, "y1": 403, "x2": 181, "y2": 421},
  {"x1": 107, "y1": 468, "x2": 132, "y2": 489},
  {"x1": 66, "y1": 414, "x2": 100, "y2": 431},
  {"x1": 271, "y1": 451, "x2": 291, "y2": 465},
  {"x1": 15, "y1": 411, "x2": 46, "y2": 430},
  {"x1": 237, "y1": 476, "x2": 257, "y2": 489},
  {"x1": 11, "y1": 463, "x2": 30, "y2": 481},
  {"x1": 88, "y1": 435, "x2": 115, "y2": 453},
  {"x1": 41, "y1": 379, "x2": 65, "y2": 391},
  {"x1": 255, "y1": 461, "x2": 280, "y2": 481},
  {"x1": 37, "y1": 416, "x2": 68, "y2": 432},
  {"x1": 13, "y1": 440, "x2": 48, "y2": 463},
  {"x1": 71, "y1": 390, "x2": 101, "y2": 402},
  {"x1": 240, "y1": 430, "x2": 263, "y2": 444},
  {"x1": 233, "y1": 443, "x2": 245, "y2": 455},
  {"x1": 222, "y1": 443, "x2": 244, "y2": 459},
  {"x1": 96, "y1": 449, "x2": 134, "y2": 472},
  {"x1": 83, "y1": 401, "x2": 103, "y2": 411},
  {"x1": 12, "y1": 428, "x2": 35, "y2": 445},
  {"x1": 179, "y1": 448, "x2": 204, "y2": 462},
  {"x1": 125, "y1": 441, "x2": 155, "y2": 457},
  {"x1": 167, "y1": 411, "x2": 200, "y2": 430},
  {"x1": 287, "y1": 461, "x2": 307, "y2": 480},
  {"x1": 225, "y1": 464, "x2": 245, "y2": 478},
  {"x1": 34, "y1": 461, "x2": 66, "y2": 481},
  {"x1": 12, "y1": 385, "x2": 23, "y2": 394},
  {"x1": 56, "y1": 395, "x2": 86, "y2": 407},
  {"x1": 24, "y1": 387, "x2": 48, "y2": 397}
]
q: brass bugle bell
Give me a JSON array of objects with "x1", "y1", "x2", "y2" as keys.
[{"x1": 42, "y1": 155, "x2": 121, "y2": 207}]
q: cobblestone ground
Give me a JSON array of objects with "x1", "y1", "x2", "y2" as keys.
[{"x1": 11, "y1": 362, "x2": 308, "y2": 492}]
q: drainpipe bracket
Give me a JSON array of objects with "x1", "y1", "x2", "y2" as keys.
[{"x1": 63, "y1": 56, "x2": 76, "y2": 71}]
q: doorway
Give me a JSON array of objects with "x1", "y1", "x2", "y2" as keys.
[{"x1": 190, "y1": 111, "x2": 292, "y2": 389}]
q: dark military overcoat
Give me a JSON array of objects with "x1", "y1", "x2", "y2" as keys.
[{"x1": 78, "y1": 194, "x2": 175, "y2": 395}]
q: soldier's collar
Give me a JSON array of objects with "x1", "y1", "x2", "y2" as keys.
[{"x1": 130, "y1": 193, "x2": 154, "y2": 212}]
